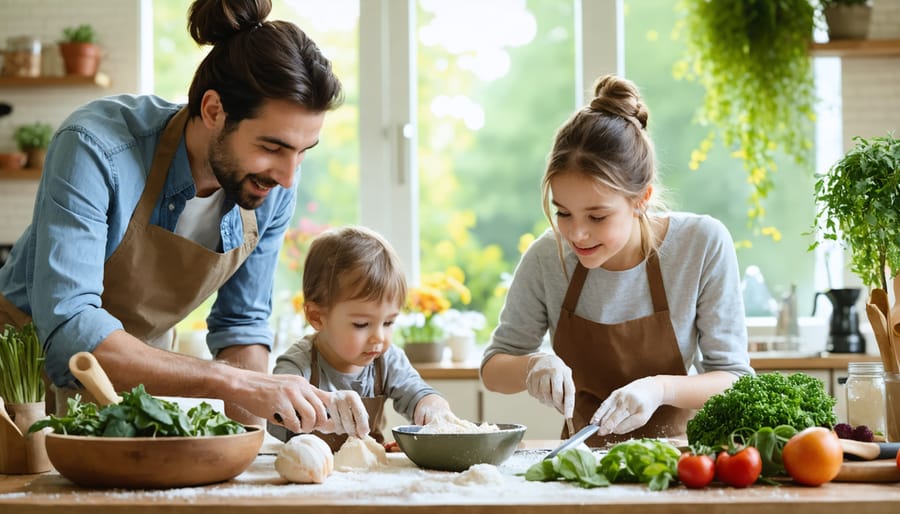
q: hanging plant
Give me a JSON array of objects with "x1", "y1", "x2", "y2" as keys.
[{"x1": 675, "y1": 0, "x2": 817, "y2": 220}]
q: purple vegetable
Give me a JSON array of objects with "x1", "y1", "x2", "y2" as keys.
[
  {"x1": 834, "y1": 422, "x2": 853, "y2": 439},
  {"x1": 852, "y1": 425, "x2": 874, "y2": 442}
]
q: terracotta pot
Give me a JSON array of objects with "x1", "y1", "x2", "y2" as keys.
[
  {"x1": 58, "y1": 42, "x2": 101, "y2": 77},
  {"x1": 403, "y1": 341, "x2": 446, "y2": 363},
  {"x1": 0, "y1": 152, "x2": 27, "y2": 170},
  {"x1": 0, "y1": 400, "x2": 52, "y2": 474},
  {"x1": 23, "y1": 148, "x2": 45, "y2": 171}
]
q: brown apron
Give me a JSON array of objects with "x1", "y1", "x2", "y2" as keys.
[
  {"x1": 0, "y1": 107, "x2": 259, "y2": 414},
  {"x1": 553, "y1": 251, "x2": 691, "y2": 447},
  {"x1": 308, "y1": 344, "x2": 386, "y2": 453}
]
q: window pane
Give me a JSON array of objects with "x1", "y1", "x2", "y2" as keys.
[
  {"x1": 416, "y1": 0, "x2": 576, "y2": 333},
  {"x1": 153, "y1": 1, "x2": 360, "y2": 322},
  {"x1": 624, "y1": 1, "x2": 818, "y2": 315}
]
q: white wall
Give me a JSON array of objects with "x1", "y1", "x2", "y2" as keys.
[
  {"x1": 0, "y1": 0, "x2": 142, "y2": 244},
  {"x1": 841, "y1": 0, "x2": 900, "y2": 149}
]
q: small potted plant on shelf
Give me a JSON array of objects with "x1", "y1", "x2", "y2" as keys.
[
  {"x1": 13, "y1": 122, "x2": 53, "y2": 171},
  {"x1": 397, "y1": 269, "x2": 473, "y2": 363},
  {"x1": 58, "y1": 24, "x2": 101, "y2": 77},
  {"x1": 819, "y1": 0, "x2": 873, "y2": 40}
]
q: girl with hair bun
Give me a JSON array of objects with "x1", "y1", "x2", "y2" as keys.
[
  {"x1": 481, "y1": 74, "x2": 753, "y2": 447},
  {"x1": 0, "y1": 0, "x2": 345, "y2": 436}
]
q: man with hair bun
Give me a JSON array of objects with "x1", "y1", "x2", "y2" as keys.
[{"x1": 0, "y1": 0, "x2": 343, "y2": 434}]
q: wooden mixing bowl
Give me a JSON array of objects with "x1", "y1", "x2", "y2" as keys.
[{"x1": 45, "y1": 425, "x2": 264, "y2": 489}]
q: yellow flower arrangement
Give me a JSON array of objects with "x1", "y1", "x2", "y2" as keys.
[{"x1": 398, "y1": 269, "x2": 472, "y2": 344}]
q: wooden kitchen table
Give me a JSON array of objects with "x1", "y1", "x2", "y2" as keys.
[{"x1": 2, "y1": 439, "x2": 900, "y2": 514}]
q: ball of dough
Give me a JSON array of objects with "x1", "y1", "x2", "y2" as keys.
[
  {"x1": 333, "y1": 435, "x2": 387, "y2": 471},
  {"x1": 275, "y1": 434, "x2": 334, "y2": 484}
]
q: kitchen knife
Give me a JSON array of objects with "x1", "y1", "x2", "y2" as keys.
[
  {"x1": 544, "y1": 423, "x2": 599, "y2": 460},
  {"x1": 840, "y1": 439, "x2": 900, "y2": 460}
]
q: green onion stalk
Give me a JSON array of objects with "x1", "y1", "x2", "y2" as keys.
[{"x1": 0, "y1": 323, "x2": 46, "y2": 403}]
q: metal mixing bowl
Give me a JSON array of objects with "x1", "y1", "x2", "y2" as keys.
[{"x1": 391, "y1": 423, "x2": 526, "y2": 472}]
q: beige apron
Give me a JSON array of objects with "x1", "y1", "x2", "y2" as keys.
[
  {"x1": 553, "y1": 251, "x2": 691, "y2": 447},
  {"x1": 0, "y1": 107, "x2": 259, "y2": 414},
  {"x1": 308, "y1": 344, "x2": 387, "y2": 453}
]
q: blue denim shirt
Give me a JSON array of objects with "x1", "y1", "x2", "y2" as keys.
[{"x1": 0, "y1": 95, "x2": 297, "y2": 386}]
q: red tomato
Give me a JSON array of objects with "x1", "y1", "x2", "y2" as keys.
[
  {"x1": 678, "y1": 452, "x2": 715, "y2": 489},
  {"x1": 781, "y1": 427, "x2": 843, "y2": 486},
  {"x1": 715, "y1": 446, "x2": 762, "y2": 488}
]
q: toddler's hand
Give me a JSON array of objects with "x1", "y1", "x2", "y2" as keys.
[
  {"x1": 413, "y1": 394, "x2": 453, "y2": 425},
  {"x1": 323, "y1": 390, "x2": 369, "y2": 439}
]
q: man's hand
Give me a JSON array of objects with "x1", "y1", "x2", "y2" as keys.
[
  {"x1": 525, "y1": 353, "x2": 574, "y2": 418},
  {"x1": 591, "y1": 376, "x2": 665, "y2": 435}
]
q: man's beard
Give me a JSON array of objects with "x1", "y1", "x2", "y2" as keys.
[{"x1": 208, "y1": 132, "x2": 276, "y2": 210}]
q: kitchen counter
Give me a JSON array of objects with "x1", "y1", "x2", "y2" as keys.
[
  {"x1": 412, "y1": 353, "x2": 882, "y2": 380},
  {"x1": 1, "y1": 439, "x2": 899, "y2": 514}
]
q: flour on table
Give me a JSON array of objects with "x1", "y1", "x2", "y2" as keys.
[
  {"x1": 333, "y1": 435, "x2": 387, "y2": 471},
  {"x1": 417, "y1": 416, "x2": 499, "y2": 434},
  {"x1": 453, "y1": 463, "x2": 505, "y2": 486}
]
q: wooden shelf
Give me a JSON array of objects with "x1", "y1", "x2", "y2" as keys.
[
  {"x1": 0, "y1": 168, "x2": 42, "y2": 180},
  {"x1": 0, "y1": 73, "x2": 110, "y2": 88},
  {"x1": 810, "y1": 38, "x2": 900, "y2": 57}
]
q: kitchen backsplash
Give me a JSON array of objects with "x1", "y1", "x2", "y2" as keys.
[{"x1": 1, "y1": 0, "x2": 899, "y2": 245}]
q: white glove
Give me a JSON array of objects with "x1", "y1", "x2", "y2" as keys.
[
  {"x1": 525, "y1": 353, "x2": 574, "y2": 418},
  {"x1": 323, "y1": 390, "x2": 369, "y2": 439},
  {"x1": 591, "y1": 376, "x2": 664, "y2": 436}
]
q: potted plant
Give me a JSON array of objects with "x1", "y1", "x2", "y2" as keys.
[
  {"x1": 819, "y1": 0, "x2": 873, "y2": 40},
  {"x1": 678, "y1": 0, "x2": 817, "y2": 219},
  {"x1": 397, "y1": 270, "x2": 473, "y2": 363},
  {"x1": 13, "y1": 122, "x2": 53, "y2": 170},
  {"x1": 58, "y1": 24, "x2": 101, "y2": 77},
  {"x1": 810, "y1": 133, "x2": 900, "y2": 293},
  {"x1": 0, "y1": 323, "x2": 50, "y2": 474}
]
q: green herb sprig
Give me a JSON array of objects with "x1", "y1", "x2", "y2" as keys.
[{"x1": 0, "y1": 323, "x2": 45, "y2": 403}]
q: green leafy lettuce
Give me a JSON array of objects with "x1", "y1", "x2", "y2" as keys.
[{"x1": 686, "y1": 372, "x2": 836, "y2": 447}]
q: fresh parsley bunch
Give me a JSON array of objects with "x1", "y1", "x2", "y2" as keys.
[
  {"x1": 29, "y1": 385, "x2": 245, "y2": 437},
  {"x1": 686, "y1": 372, "x2": 836, "y2": 447}
]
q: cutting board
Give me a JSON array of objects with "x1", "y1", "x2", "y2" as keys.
[{"x1": 834, "y1": 459, "x2": 900, "y2": 482}]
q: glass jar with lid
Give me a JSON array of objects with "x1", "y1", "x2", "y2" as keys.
[
  {"x1": 846, "y1": 361, "x2": 885, "y2": 435},
  {"x1": 2, "y1": 36, "x2": 42, "y2": 77}
]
